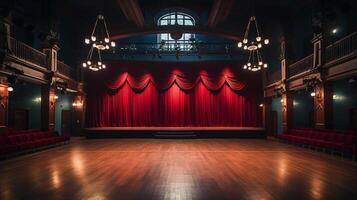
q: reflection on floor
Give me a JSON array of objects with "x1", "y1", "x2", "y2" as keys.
[{"x1": 1, "y1": 138, "x2": 357, "y2": 200}]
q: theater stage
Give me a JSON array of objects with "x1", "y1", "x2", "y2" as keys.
[{"x1": 84, "y1": 127, "x2": 265, "y2": 138}]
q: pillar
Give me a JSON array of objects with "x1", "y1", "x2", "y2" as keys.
[
  {"x1": 313, "y1": 81, "x2": 333, "y2": 129},
  {"x1": 281, "y1": 92, "x2": 293, "y2": 133},
  {"x1": 72, "y1": 93, "x2": 85, "y2": 135},
  {"x1": 41, "y1": 83, "x2": 56, "y2": 131},
  {"x1": 41, "y1": 43, "x2": 59, "y2": 131},
  {"x1": 43, "y1": 44, "x2": 60, "y2": 71},
  {"x1": 280, "y1": 36, "x2": 288, "y2": 81},
  {"x1": 0, "y1": 76, "x2": 9, "y2": 127},
  {"x1": 312, "y1": 34, "x2": 325, "y2": 69}
]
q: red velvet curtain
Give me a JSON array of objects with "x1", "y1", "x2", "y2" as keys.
[{"x1": 86, "y1": 61, "x2": 262, "y2": 127}]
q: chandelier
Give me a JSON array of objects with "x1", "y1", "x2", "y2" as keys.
[
  {"x1": 84, "y1": 15, "x2": 116, "y2": 50},
  {"x1": 82, "y1": 46, "x2": 106, "y2": 71},
  {"x1": 237, "y1": 16, "x2": 269, "y2": 72},
  {"x1": 82, "y1": 14, "x2": 115, "y2": 71}
]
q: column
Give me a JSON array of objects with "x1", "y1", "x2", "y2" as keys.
[
  {"x1": 0, "y1": 76, "x2": 9, "y2": 127},
  {"x1": 41, "y1": 83, "x2": 56, "y2": 131},
  {"x1": 313, "y1": 81, "x2": 333, "y2": 129},
  {"x1": 72, "y1": 93, "x2": 85, "y2": 135},
  {"x1": 41, "y1": 44, "x2": 59, "y2": 131},
  {"x1": 281, "y1": 92, "x2": 293, "y2": 133}
]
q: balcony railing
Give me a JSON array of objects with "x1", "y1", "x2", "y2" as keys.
[
  {"x1": 9, "y1": 37, "x2": 47, "y2": 67},
  {"x1": 288, "y1": 54, "x2": 313, "y2": 77},
  {"x1": 325, "y1": 31, "x2": 357, "y2": 63},
  {"x1": 57, "y1": 61, "x2": 77, "y2": 79},
  {"x1": 102, "y1": 42, "x2": 241, "y2": 56},
  {"x1": 267, "y1": 70, "x2": 281, "y2": 85}
]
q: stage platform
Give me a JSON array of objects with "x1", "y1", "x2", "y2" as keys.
[{"x1": 84, "y1": 127, "x2": 266, "y2": 139}]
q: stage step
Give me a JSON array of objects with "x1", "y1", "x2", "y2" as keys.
[{"x1": 155, "y1": 131, "x2": 197, "y2": 138}]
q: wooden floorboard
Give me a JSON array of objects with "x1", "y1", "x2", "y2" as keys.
[{"x1": 1, "y1": 138, "x2": 357, "y2": 200}]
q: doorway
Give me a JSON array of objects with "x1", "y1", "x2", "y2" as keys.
[
  {"x1": 269, "y1": 111, "x2": 278, "y2": 135},
  {"x1": 61, "y1": 110, "x2": 71, "y2": 135}
]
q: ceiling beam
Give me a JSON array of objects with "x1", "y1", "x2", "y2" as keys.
[
  {"x1": 117, "y1": 0, "x2": 145, "y2": 27},
  {"x1": 208, "y1": 0, "x2": 234, "y2": 28}
]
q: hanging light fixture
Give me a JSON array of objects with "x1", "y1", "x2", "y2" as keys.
[
  {"x1": 82, "y1": 46, "x2": 106, "y2": 71},
  {"x1": 82, "y1": 14, "x2": 114, "y2": 71},
  {"x1": 238, "y1": 16, "x2": 269, "y2": 72},
  {"x1": 242, "y1": 49, "x2": 268, "y2": 72},
  {"x1": 84, "y1": 14, "x2": 115, "y2": 50}
]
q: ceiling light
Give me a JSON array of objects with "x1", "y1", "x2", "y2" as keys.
[
  {"x1": 82, "y1": 14, "x2": 114, "y2": 72},
  {"x1": 237, "y1": 42, "x2": 242, "y2": 47},
  {"x1": 238, "y1": 16, "x2": 269, "y2": 72},
  {"x1": 84, "y1": 15, "x2": 115, "y2": 51}
]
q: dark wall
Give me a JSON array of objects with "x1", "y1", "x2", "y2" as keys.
[
  {"x1": 271, "y1": 96, "x2": 283, "y2": 134},
  {"x1": 8, "y1": 82, "x2": 42, "y2": 129},
  {"x1": 333, "y1": 78, "x2": 357, "y2": 130},
  {"x1": 292, "y1": 90, "x2": 314, "y2": 128},
  {"x1": 55, "y1": 90, "x2": 73, "y2": 135}
]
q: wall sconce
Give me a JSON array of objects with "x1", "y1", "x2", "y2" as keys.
[
  {"x1": 8, "y1": 86, "x2": 14, "y2": 92},
  {"x1": 72, "y1": 102, "x2": 83, "y2": 107},
  {"x1": 33, "y1": 97, "x2": 41, "y2": 103}
]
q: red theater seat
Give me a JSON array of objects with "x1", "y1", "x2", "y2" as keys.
[
  {"x1": 1, "y1": 129, "x2": 70, "y2": 158},
  {"x1": 275, "y1": 128, "x2": 357, "y2": 156}
]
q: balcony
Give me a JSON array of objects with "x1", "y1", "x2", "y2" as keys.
[
  {"x1": 9, "y1": 37, "x2": 47, "y2": 68},
  {"x1": 266, "y1": 70, "x2": 281, "y2": 85},
  {"x1": 267, "y1": 32, "x2": 357, "y2": 85},
  {"x1": 57, "y1": 60, "x2": 77, "y2": 80},
  {"x1": 6, "y1": 37, "x2": 77, "y2": 80},
  {"x1": 287, "y1": 54, "x2": 313, "y2": 78},
  {"x1": 102, "y1": 42, "x2": 242, "y2": 56},
  {"x1": 325, "y1": 31, "x2": 357, "y2": 64}
]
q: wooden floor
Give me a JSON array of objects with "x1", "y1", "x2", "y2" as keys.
[{"x1": 1, "y1": 138, "x2": 357, "y2": 200}]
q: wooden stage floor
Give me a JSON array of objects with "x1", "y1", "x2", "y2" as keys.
[{"x1": 1, "y1": 138, "x2": 357, "y2": 200}]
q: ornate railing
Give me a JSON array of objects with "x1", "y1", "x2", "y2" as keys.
[
  {"x1": 57, "y1": 60, "x2": 77, "y2": 79},
  {"x1": 267, "y1": 70, "x2": 281, "y2": 85},
  {"x1": 102, "y1": 42, "x2": 241, "y2": 55},
  {"x1": 9, "y1": 37, "x2": 47, "y2": 67},
  {"x1": 287, "y1": 54, "x2": 313, "y2": 77},
  {"x1": 325, "y1": 31, "x2": 357, "y2": 63}
]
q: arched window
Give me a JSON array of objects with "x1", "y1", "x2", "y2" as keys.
[{"x1": 157, "y1": 12, "x2": 195, "y2": 51}]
